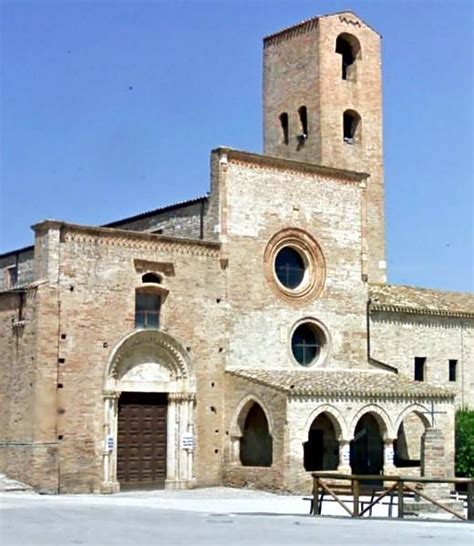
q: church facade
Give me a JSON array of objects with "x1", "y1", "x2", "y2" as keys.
[{"x1": 1, "y1": 11, "x2": 472, "y2": 494}]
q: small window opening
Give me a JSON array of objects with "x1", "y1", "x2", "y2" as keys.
[
  {"x1": 335, "y1": 33, "x2": 361, "y2": 80},
  {"x1": 343, "y1": 110, "x2": 361, "y2": 144},
  {"x1": 298, "y1": 106, "x2": 308, "y2": 138},
  {"x1": 135, "y1": 291, "x2": 161, "y2": 329},
  {"x1": 414, "y1": 357, "x2": 426, "y2": 382},
  {"x1": 142, "y1": 272, "x2": 161, "y2": 284},
  {"x1": 5, "y1": 266, "x2": 18, "y2": 288},
  {"x1": 449, "y1": 360, "x2": 457, "y2": 382},
  {"x1": 151, "y1": 228, "x2": 163, "y2": 235},
  {"x1": 279, "y1": 112, "x2": 289, "y2": 145}
]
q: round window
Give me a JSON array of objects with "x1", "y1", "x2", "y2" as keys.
[
  {"x1": 274, "y1": 247, "x2": 306, "y2": 289},
  {"x1": 264, "y1": 228, "x2": 326, "y2": 302},
  {"x1": 291, "y1": 323, "x2": 322, "y2": 366}
]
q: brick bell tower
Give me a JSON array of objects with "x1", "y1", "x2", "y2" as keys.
[{"x1": 263, "y1": 11, "x2": 386, "y2": 283}]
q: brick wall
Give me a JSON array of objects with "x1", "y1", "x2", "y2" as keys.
[
  {"x1": 263, "y1": 13, "x2": 385, "y2": 283},
  {"x1": 370, "y1": 312, "x2": 474, "y2": 409},
  {"x1": 215, "y1": 150, "x2": 370, "y2": 372}
]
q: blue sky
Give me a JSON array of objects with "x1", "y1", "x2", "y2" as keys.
[{"x1": 1, "y1": 0, "x2": 473, "y2": 292}]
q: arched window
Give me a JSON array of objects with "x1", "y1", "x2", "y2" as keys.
[
  {"x1": 142, "y1": 272, "x2": 162, "y2": 284},
  {"x1": 240, "y1": 403, "x2": 272, "y2": 467},
  {"x1": 135, "y1": 289, "x2": 161, "y2": 329},
  {"x1": 279, "y1": 112, "x2": 289, "y2": 145},
  {"x1": 335, "y1": 33, "x2": 361, "y2": 81},
  {"x1": 343, "y1": 110, "x2": 361, "y2": 144},
  {"x1": 298, "y1": 106, "x2": 308, "y2": 138}
]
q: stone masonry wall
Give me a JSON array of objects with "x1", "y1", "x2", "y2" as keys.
[
  {"x1": 219, "y1": 153, "x2": 370, "y2": 371},
  {"x1": 223, "y1": 374, "x2": 287, "y2": 491},
  {"x1": 0, "y1": 247, "x2": 35, "y2": 291},
  {"x1": 370, "y1": 312, "x2": 474, "y2": 409},
  {"x1": 105, "y1": 199, "x2": 207, "y2": 240}
]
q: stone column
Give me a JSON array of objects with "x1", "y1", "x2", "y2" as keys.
[
  {"x1": 165, "y1": 392, "x2": 195, "y2": 489},
  {"x1": 100, "y1": 391, "x2": 120, "y2": 494},
  {"x1": 337, "y1": 440, "x2": 352, "y2": 473},
  {"x1": 383, "y1": 438, "x2": 398, "y2": 475},
  {"x1": 421, "y1": 428, "x2": 450, "y2": 499},
  {"x1": 165, "y1": 393, "x2": 178, "y2": 488}
]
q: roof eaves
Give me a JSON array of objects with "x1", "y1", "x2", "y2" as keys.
[
  {"x1": 103, "y1": 196, "x2": 208, "y2": 228},
  {"x1": 0, "y1": 245, "x2": 35, "y2": 260}
]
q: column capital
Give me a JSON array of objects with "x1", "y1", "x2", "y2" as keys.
[
  {"x1": 168, "y1": 392, "x2": 195, "y2": 402},
  {"x1": 103, "y1": 390, "x2": 120, "y2": 400}
]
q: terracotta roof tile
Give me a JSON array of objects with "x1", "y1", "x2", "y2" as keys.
[
  {"x1": 369, "y1": 284, "x2": 474, "y2": 318},
  {"x1": 227, "y1": 368, "x2": 453, "y2": 399}
]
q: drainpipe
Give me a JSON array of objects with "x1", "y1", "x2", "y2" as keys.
[{"x1": 366, "y1": 299, "x2": 398, "y2": 374}]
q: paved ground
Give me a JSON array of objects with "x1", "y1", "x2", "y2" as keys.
[{"x1": 1, "y1": 488, "x2": 473, "y2": 546}]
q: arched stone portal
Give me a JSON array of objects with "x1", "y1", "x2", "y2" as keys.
[
  {"x1": 101, "y1": 330, "x2": 195, "y2": 493},
  {"x1": 350, "y1": 413, "x2": 384, "y2": 478},
  {"x1": 303, "y1": 413, "x2": 339, "y2": 471}
]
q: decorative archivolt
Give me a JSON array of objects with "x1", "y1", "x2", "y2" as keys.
[
  {"x1": 393, "y1": 403, "x2": 432, "y2": 432},
  {"x1": 349, "y1": 403, "x2": 395, "y2": 440},
  {"x1": 230, "y1": 394, "x2": 274, "y2": 438},
  {"x1": 303, "y1": 403, "x2": 349, "y2": 441},
  {"x1": 105, "y1": 330, "x2": 193, "y2": 386}
]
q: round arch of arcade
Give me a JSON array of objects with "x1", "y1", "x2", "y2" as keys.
[
  {"x1": 349, "y1": 404, "x2": 395, "y2": 440},
  {"x1": 302, "y1": 404, "x2": 350, "y2": 473},
  {"x1": 101, "y1": 330, "x2": 196, "y2": 493},
  {"x1": 303, "y1": 404, "x2": 350, "y2": 442},
  {"x1": 393, "y1": 404, "x2": 431, "y2": 433}
]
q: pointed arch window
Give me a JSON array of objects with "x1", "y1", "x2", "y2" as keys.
[{"x1": 240, "y1": 402, "x2": 273, "y2": 467}]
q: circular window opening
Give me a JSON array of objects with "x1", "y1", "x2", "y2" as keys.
[
  {"x1": 275, "y1": 247, "x2": 306, "y2": 289},
  {"x1": 264, "y1": 229, "x2": 326, "y2": 303},
  {"x1": 291, "y1": 323, "x2": 323, "y2": 366}
]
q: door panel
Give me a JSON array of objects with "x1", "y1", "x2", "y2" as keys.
[{"x1": 117, "y1": 392, "x2": 167, "y2": 488}]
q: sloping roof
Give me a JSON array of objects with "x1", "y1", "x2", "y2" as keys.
[
  {"x1": 263, "y1": 11, "x2": 381, "y2": 44},
  {"x1": 369, "y1": 284, "x2": 474, "y2": 319},
  {"x1": 103, "y1": 196, "x2": 207, "y2": 228},
  {"x1": 227, "y1": 369, "x2": 453, "y2": 399}
]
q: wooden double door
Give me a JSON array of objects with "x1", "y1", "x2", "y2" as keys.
[{"x1": 117, "y1": 392, "x2": 167, "y2": 489}]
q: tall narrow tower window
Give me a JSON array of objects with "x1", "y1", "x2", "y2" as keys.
[
  {"x1": 335, "y1": 33, "x2": 361, "y2": 81},
  {"x1": 279, "y1": 113, "x2": 289, "y2": 145},
  {"x1": 343, "y1": 110, "x2": 361, "y2": 144},
  {"x1": 298, "y1": 106, "x2": 308, "y2": 138}
]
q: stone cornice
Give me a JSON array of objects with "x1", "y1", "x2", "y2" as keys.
[
  {"x1": 370, "y1": 304, "x2": 474, "y2": 320},
  {"x1": 213, "y1": 147, "x2": 369, "y2": 184},
  {"x1": 32, "y1": 220, "x2": 220, "y2": 258}
]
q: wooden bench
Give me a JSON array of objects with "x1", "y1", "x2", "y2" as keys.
[{"x1": 305, "y1": 482, "x2": 396, "y2": 517}]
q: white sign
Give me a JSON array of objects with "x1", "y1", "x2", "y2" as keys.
[
  {"x1": 181, "y1": 433, "x2": 194, "y2": 450},
  {"x1": 384, "y1": 445, "x2": 394, "y2": 464},
  {"x1": 341, "y1": 444, "x2": 350, "y2": 463},
  {"x1": 107, "y1": 435, "x2": 114, "y2": 452}
]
